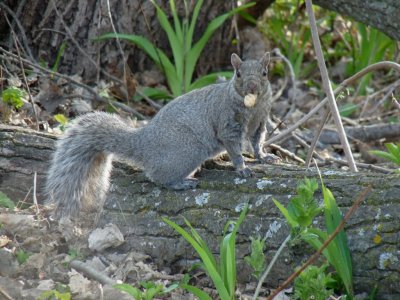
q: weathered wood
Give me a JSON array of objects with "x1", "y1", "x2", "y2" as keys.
[{"x1": 0, "y1": 124, "x2": 399, "y2": 299}]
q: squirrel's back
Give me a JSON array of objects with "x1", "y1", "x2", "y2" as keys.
[{"x1": 46, "y1": 52, "x2": 273, "y2": 218}]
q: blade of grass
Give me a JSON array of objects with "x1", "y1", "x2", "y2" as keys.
[
  {"x1": 185, "y1": 2, "x2": 255, "y2": 88},
  {"x1": 180, "y1": 284, "x2": 213, "y2": 300},
  {"x1": 188, "y1": 71, "x2": 233, "y2": 91},
  {"x1": 162, "y1": 218, "x2": 230, "y2": 299},
  {"x1": 151, "y1": 1, "x2": 183, "y2": 92}
]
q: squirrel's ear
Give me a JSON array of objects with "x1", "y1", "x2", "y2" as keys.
[
  {"x1": 260, "y1": 52, "x2": 271, "y2": 68},
  {"x1": 231, "y1": 53, "x2": 242, "y2": 70}
]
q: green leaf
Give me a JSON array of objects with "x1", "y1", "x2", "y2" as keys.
[
  {"x1": 273, "y1": 198, "x2": 298, "y2": 228},
  {"x1": 370, "y1": 150, "x2": 400, "y2": 165},
  {"x1": 162, "y1": 218, "x2": 230, "y2": 299},
  {"x1": 385, "y1": 143, "x2": 400, "y2": 163},
  {"x1": 1, "y1": 86, "x2": 26, "y2": 109},
  {"x1": 321, "y1": 182, "x2": 353, "y2": 295},
  {"x1": 339, "y1": 103, "x2": 358, "y2": 117},
  {"x1": 52, "y1": 40, "x2": 67, "y2": 73},
  {"x1": 16, "y1": 249, "x2": 30, "y2": 264},
  {"x1": 54, "y1": 114, "x2": 69, "y2": 126},
  {"x1": 185, "y1": 2, "x2": 255, "y2": 89},
  {"x1": 134, "y1": 87, "x2": 172, "y2": 101},
  {"x1": 189, "y1": 71, "x2": 233, "y2": 91},
  {"x1": 96, "y1": 33, "x2": 181, "y2": 97},
  {"x1": 180, "y1": 284, "x2": 213, "y2": 300},
  {"x1": 113, "y1": 284, "x2": 142, "y2": 299},
  {"x1": 244, "y1": 237, "x2": 266, "y2": 279},
  {"x1": 0, "y1": 191, "x2": 15, "y2": 209},
  {"x1": 151, "y1": 1, "x2": 184, "y2": 89}
]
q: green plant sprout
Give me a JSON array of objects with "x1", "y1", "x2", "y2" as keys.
[
  {"x1": 98, "y1": 0, "x2": 254, "y2": 99},
  {"x1": 244, "y1": 237, "x2": 267, "y2": 279},
  {"x1": 370, "y1": 143, "x2": 400, "y2": 173},
  {"x1": 273, "y1": 177, "x2": 353, "y2": 296},
  {"x1": 1, "y1": 86, "x2": 26, "y2": 109},
  {"x1": 0, "y1": 191, "x2": 15, "y2": 209},
  {"x1": 113, "y1": 281, "x2": 178, "y2": 300},
  {"x1": 163, "y1": 204, "x2": 249, "y2": 300},
  {"x1": 293, "y1": 264, "x2": 335, "y2": 300}
]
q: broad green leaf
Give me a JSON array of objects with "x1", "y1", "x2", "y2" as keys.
[
  {"x1": 163, "y1": 218, "x2": 230, "y2": 299},
  {"x1": 54, "y1": 114, "x2": 68, "y2": 126},
  {"x1": 385, "y1": 143, "x2": 400, "y2": 162},
  {"x1": 189, "y1": 71, "x2": 233, "y2": 91},
  {"x1": 96, "y1": 33, "x2": 181, "y2": 96},
  {"x1": 152, "y1": 1, "x2": 184, "y2": 87},
  {"x1": 113, "y1": 284, "x2": 141, "y2": 298},
  {"x1": 370, "y1": 150, "x2": 400, "y2": 165},
  {"x1": 273, "y1": 199, "x2": 298, "y2": 228},
  {"x1": 180, "y1": 284, "x2": 213, "y2": 300},
  {"x1": 134, "y1": 87, "x2": 172, "y2": 101},
  {"x1": 0, "y1": 191, "x2": 15, "y2": 209},
  {"x1": 185, "y1": 2, "x2": 255, "y2": 89}
]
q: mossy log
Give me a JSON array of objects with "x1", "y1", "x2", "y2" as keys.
[{"x1": 1, "y1": 124, "x2": 399, "y2": 299}]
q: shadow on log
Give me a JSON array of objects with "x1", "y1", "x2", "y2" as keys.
[{"x1": 1, "y1": 124, "x2": 399, "y2": 298}]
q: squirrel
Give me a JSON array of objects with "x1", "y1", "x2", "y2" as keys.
[{"x1": 46, "y1": 52, "x2": 277, "y2": 218}]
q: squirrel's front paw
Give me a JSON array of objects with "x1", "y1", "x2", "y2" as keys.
[
  {"x1": 260, "y1": 153, "x2": 281, "y2": 165},
  {"x1": 237, "y1": 167, "x2": 254, "y2": 178}
]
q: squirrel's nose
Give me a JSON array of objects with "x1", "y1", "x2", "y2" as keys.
[{"x1": 247, "y1": 81, "x2": 258, "y2": 93}]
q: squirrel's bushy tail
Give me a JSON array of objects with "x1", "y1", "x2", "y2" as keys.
[{"x1": 45, "y1": 112, "x2": 138, "y2": 218}]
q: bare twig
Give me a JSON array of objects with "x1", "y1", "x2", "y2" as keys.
[
  {"x1": 33, "y1": 172, "x2": 40, "y2": 215},
  {"x1": 6, "y1": 15, "x2": 40, "y2": 130},
  {"x1": 0, "y1": 2, "x2": 35, "y2": 62},
  {"x1": 267, "y1": 185, "x2": 372, "y2": 300},
  {"x1": 270, "y1": 143, "x2": 305, "y2": 164},
  {"x1": 0, "y1": 47, "x2": 147, "y2": 119},
  {"x1": 305, "y1": 0, "x2": 357, "y2": 171},
  {"x1": 70, "y1": 260, "x2": 116, "y2": 285},
  {"x1": 271, "y1": 48, "x2": 296, "y2": 116},
  {"x1": 265, "y1": 61, "x2": 400, "y2": 147},
  {"x1": 305, "y1": 109, "x2": 330, "y2": 168},
  {"x1": 318, "y1": 157, "x2": 395, "y2": 174},
  {"x1": 0, "y1": 286, "x2": 13, "y2": 300},
  {"x1": 105, "y1": 0, "x2": 129, "y2": 102},
  {"x1": 252, "y1": 234, "x2": 291, "y2": 300},
  {"x1": 50, "y1": 0, "x2": 131, "y2": 101},
  {"x1": 391, "y1": 93, "x2": 400, "y2": 110}
]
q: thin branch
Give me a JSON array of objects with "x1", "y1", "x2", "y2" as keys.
[
  {"x1": 105, "y1": 0, "x2": 129, "y2": 102},
  {"x1": 305, "y1": 0, "x2": 357, "y2": 171},
  {"x1": 6, "y1": 15, "x2": 40, "y2": 130},
  {"x1": 305, "y1": 109, "x2": 330, "y2": 168},
  {"x1": 33, "y1": 172, "x2": 40, "y2": 215},
  {"x1": 0, "y1": 2, "x2": 35, "y2": 62},
  {"x1": 267, "y1": 185, "x2": 372, "y2": 300},
  {"x1": 252, "y1": 234, "x2": 291, "y2": 300},
  {"x1": 50, "y1": 0, "x2": 130, "y2": 100},
  {"x1": 0, "y1": 48, "x2": 147, "y2": 120},
  {"x1": 70, "y1": 260, "x2": 116, "y2": 285},
  {"x1": 265, "y1": 61, "x2": 400, "y2": 147}
]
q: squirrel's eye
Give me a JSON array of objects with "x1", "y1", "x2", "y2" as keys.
[
  {"x1": 262, "y1": 70, "x2": 267, "y2": 76},
  {"x1": 236, "y1": 70, "x2": 241, "y2": 78}
]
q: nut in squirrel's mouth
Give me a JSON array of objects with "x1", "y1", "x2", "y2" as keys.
[{"x1": 244, "y1": 94, "x2": 257, "y2": 107}]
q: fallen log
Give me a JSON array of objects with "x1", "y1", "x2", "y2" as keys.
[{"x1": 1, "y1": 124, "x2": 399, "y2": 299}]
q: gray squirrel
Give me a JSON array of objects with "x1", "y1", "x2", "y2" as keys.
[{"x1": 46, "y1": 52, "x2": 276, "y2": 218}]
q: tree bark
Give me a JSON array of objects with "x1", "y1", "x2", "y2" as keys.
[
  {"x1": 1, "y1": 0, "x2": 398, "y2": 87},
  {"x1": 1, "y1": 124, "x2": 399, "y2": 299},
  {"x1": 0, "y1": 0, "x2": 236, "y2": 83},
  {"x1": 313, "y1": 0, "x2": 400, "y2": 40}
]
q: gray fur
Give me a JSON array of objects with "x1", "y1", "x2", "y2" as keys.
[{"x1": 46, "y1": 53, "x2": 274, "y2": 218}]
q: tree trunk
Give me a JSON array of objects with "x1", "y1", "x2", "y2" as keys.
[
  {"x1": 1, "y1": 124, "x2": 399, "y2": 299},
  {"x1": 0, "y1": 0, "x2": 236, "y2": 83},
  {"x1": 313, "y1": 0, "x2": 400, "y2": 40}
]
